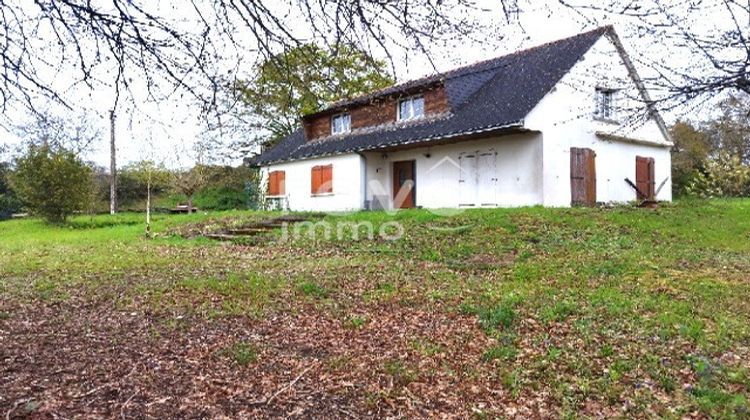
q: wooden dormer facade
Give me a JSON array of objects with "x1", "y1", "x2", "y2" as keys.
[{"x1": 302, "y1": 82, "x2": 450, "y2": 141}]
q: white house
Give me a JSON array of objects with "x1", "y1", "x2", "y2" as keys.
[{"x1": 248, "y1": 27, "x2": 673, "y2": 212}]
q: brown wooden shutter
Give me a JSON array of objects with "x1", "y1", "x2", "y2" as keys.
[
  {"x1": 635, "y1": 157, "x2": 655, "y2": 200},
  {"x1": 570, "y1": 147, "x2": 596, "y2": 206},
  {"x1": 586, "y1": 150, "x2": 597, "y2": 204},
  {"x1": 648, "y1": 158, "x2": 655, "y2": 199}
]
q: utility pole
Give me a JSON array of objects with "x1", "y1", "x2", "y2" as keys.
[{"x1": 109, "y1": 110, "x2": 117, "y2": 215}]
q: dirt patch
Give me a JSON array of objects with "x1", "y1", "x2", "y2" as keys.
[
  {"x1": 168, "y1": 214, "x2": 325, "y2": 243},
  {"x1": 0, "y1": 298, "x2": 524, "y2": 418}
]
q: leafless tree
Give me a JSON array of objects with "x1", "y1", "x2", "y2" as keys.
[
  {"x1": 0, "y1": 1, "x2": 490, "y2": 119},
  {"x1": 13, "y1": 112, "x2": 100, "y2": 155},
  {"x1": 3, "y1": 0, "x2": 745, "y2": 154},
  {"x1": 554, "y1": 0, "x2": 750, "y2": 113}
]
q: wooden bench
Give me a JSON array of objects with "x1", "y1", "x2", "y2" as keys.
[{"x1": 170, "y1": 204, "x2": 199, "y2": 214}]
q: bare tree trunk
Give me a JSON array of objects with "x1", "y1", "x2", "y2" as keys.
[
  {"x1": 146, "y1": 177, "x2": 152, "y2": 235},
  {"x1": 109, "y1": 110, "x2": 117, "y2": 215}
]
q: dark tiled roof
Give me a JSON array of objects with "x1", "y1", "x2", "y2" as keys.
[{"x1": 250, "y1": 26, "x2": 612, "y2": 166}]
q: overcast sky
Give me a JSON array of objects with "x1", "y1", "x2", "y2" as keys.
[{"x1": 0, "y1": 1, "x2": 732, "y2": 169}]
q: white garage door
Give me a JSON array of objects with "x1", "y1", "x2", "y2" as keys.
[
  {"x1": 459, "y1": 150, "x2": 497, "y2": 207},
  {"x1": 477, "y1": 150, "x2": 498, "y2": 206},
  {"x1": 459, "y1": 153, "x2": 477, "y2": 207}
]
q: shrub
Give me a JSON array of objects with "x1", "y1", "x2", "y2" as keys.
[
  {"x1": 670, "y1": 121, "x2": 712, "y2": 196},
  {"x1": 0, "y1": 162, "x2": 21, "y2": 219},
  {"x1": 194, "y1": 187, "x2": 248, "y2": 210},
  {"x1": 686, "y1": 153, "x2": 750, "y2": 198},
  {"x1": 0, "y1": 194, "x2": 22, "y2": 220},
  {"x1": 11, "y1": 145, "x2": 93, "y2": 223}
]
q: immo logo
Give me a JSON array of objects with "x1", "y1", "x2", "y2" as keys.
[
  {"x1": 276, "y1": 155, "x2": 474, "y2": 241},
  {"x1": 280, "y1": 219, "x2": 405, "y2": 242}
]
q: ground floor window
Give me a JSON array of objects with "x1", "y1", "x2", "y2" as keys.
[
  {"x1": 311, "y1": 164, "x2": 333, "y2": 195},
  {"x1": 267, "y1": 170, "x2": 285, "y2": 196}
]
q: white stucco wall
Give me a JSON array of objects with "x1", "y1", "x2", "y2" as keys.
[
  {"x1": 363, "y1": 133, "x2": 544, "y2": 210},
  {"x1": 262, "y1": 133, "x2": 544, "y2": 212},
  {"x1": 525, "y1": 35, "x2": 673, "y2": 206},
  {"x1": 261, "y1": 153, "x2": 365, "y2": 212}
]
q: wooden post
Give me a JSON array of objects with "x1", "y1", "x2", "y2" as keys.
[
  {"x1": 146, "y1": 176, "x2": 151, "y2": 235},
  {"x1": 109, "y1": 110, "x2": 117, "y2": 215}
]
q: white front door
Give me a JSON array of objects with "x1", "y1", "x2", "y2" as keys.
[
  {"x1": 458, "y1": 153, "x2": 477, "y2": 207},
  {"x1": 477, "y1": 150, "x2": 497, "y2": 206}
]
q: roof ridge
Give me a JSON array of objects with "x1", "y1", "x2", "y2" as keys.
[
  {"x1": 311, "y1": 26, "x2": 612, "y2": 116},
  {"x1": 422, "y1": 25, "x2": 612, "y2": 82}
]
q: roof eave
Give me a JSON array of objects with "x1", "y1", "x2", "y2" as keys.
[{"x1": 252, "y1": 121, "x2": 526, "y2": 166}]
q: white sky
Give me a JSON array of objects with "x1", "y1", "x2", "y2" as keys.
[{"x1": 0, "y1": 1, "x2": 736, "y2": 168}]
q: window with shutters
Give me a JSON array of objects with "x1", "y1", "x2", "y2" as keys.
[
  {"x1": 267, "y1": 170, "x2": 285, "y2": 196},
  {"x1": 311, "y1": 164, "x2": 333, "y2": 195}
]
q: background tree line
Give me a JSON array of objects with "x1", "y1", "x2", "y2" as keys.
[
  {"x1": 0, "y1": 1, "x2": 747, "y2": 224},
  {"x1": 0, "y1": 144, "x2": 260, "y2": 223},
  {"x1": 0, "y1": 42, "x2": 391, "y2": 224},
  {"x1": 3, "y1": 89, "x2": 749, "y2": 224},
  {"x1": 671, "y1": 95, "x2": 750, "y2": 198}
]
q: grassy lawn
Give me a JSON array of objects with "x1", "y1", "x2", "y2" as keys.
[{"x1": 1, "y1": 200, "x2": 750, "y2": 418}]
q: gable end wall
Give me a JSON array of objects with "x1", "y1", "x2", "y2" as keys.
[{"x1": 524, "y1": 35, "x2": 673, "y2": 206}]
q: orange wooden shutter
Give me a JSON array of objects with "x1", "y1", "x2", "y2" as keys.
[
  {"x1": 311, "y1": 166, "x2": 321, "y2": 194},
  {"x1": 277, "y1": 171, "x2": 285, "y2": 195},
  {"x1": 268, "y1": 171, "x2": 286, "y2": 196},
  {"x1": 268, "y1": 171, "x2": 277, "y2": 196},
  {"x1": 321, "y1": 165, "x2": 333, "y2": 193}
]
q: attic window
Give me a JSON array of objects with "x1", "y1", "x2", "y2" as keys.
[
  {"x1": 331, "y1": 113, "x2": 351, "y2": 134},
  {"x1": 594, "y1": 88, "x2": 618, "y2": 121},
  {"x1": 398, "y1": 96, "x2": 425, "y2": 121}
]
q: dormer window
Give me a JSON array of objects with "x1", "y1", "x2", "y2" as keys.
[
  {"x1": 398, "y1": 96, "x2": 425, "y2": 121},
  {"x1": 594, "y1": 88, "x2": 618, "y2": 121},
  {"x1": 331, "y1": 113, "x2": 351, "y2": 134}
]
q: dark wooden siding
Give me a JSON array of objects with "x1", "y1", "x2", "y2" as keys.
[{"x1": 302, "y1": 84, "x2": 451, "y2": 141}]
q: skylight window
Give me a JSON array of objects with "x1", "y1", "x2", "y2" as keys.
[
  {"x1": 331, "y1": 113, "x2": 351, "y2": 134},
  {"x1": 398, "y1": 96, "x2": 425, "y2": 121}
]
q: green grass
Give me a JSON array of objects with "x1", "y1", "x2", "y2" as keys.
[
  {"x1": 220, "y1": 341, "x2": 259, "y2": 366},
  {"x1": 482, "y1": 344, "x2": 518, "y2": 362},
  {"x1": 2, "y1": 199, "x2": 750, "y2": 417}
]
